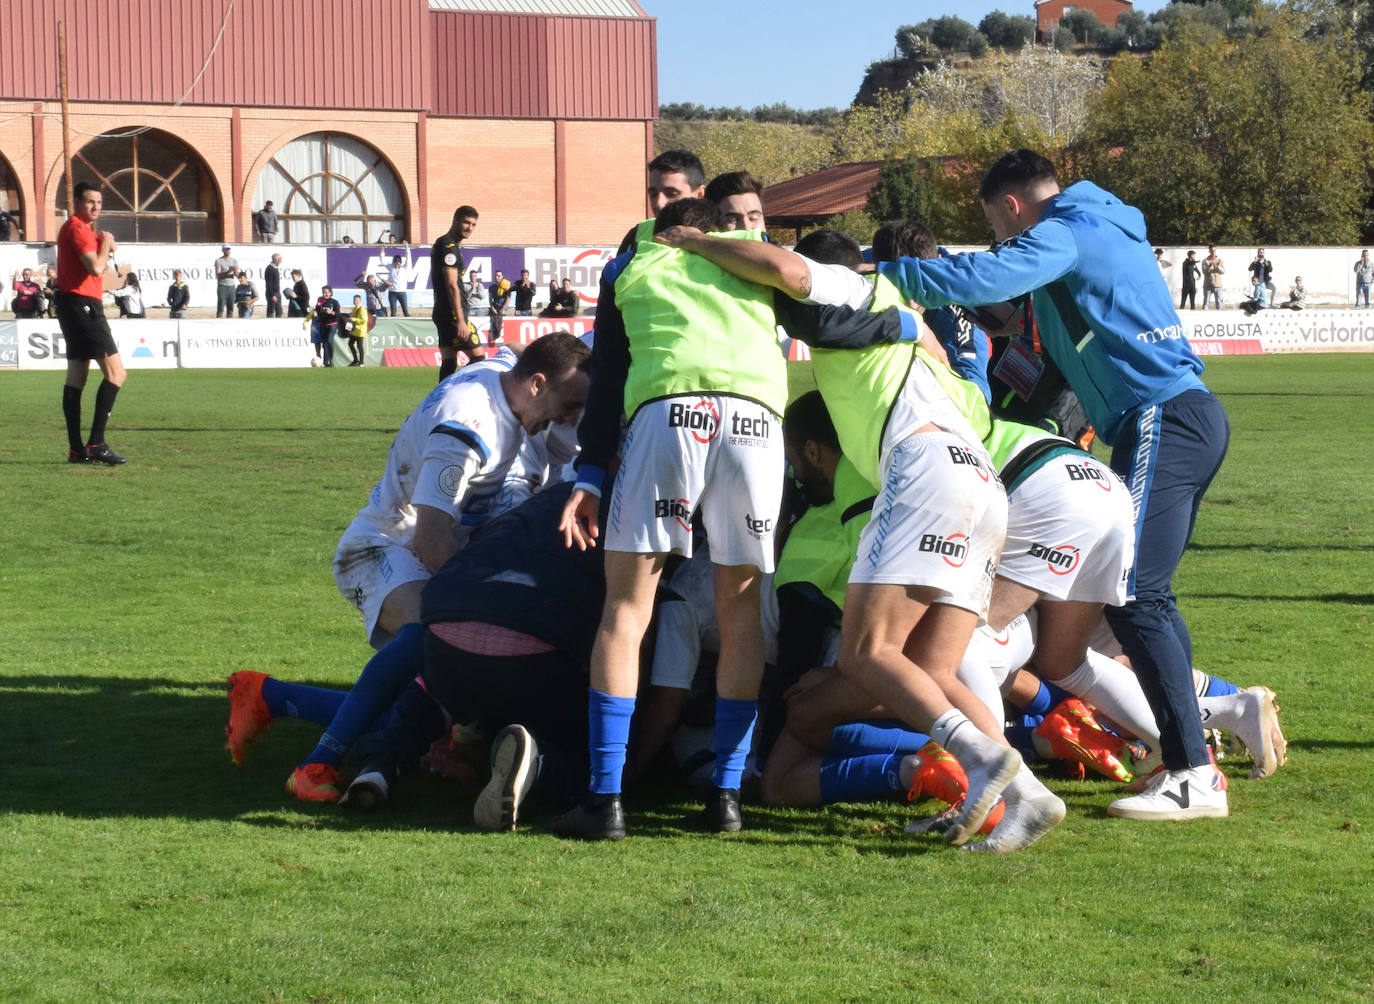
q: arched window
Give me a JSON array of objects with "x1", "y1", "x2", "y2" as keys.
[
  {"x1": 0, "y1": 154, "x2": 22, "y2": 240},
  {"x1": 253, "y1": 132, "x2": 405, "y2": 244},
  {"x1": 58, "y1": 129, "x2": 221, "y2": 243}
]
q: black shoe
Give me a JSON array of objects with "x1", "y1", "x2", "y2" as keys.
[
  {"x1": 67, "y1": 447, "x2": 90, "y2": 464},
  {"x1": 702, "y1": 787, "x2": 743, "y2": 833},
  {"x1": 86, "y1": 443, "x2": 126, "y2": 465},
  {"x1": 551, "y1": 793, "x2": 626, "y2": 841}
]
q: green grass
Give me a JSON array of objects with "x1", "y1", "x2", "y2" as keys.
[{"x1": 1, "y1": 356, "x2": 1372, "y2": 1001}]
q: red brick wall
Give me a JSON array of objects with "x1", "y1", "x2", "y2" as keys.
[{"x1": 1037, "y1": 0, "x2": 1131, "y2": 35}]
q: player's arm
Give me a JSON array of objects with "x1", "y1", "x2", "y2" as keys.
[
  {"x1": 412, "y1": 504, "x2": 461, "y2": 572},
  {"x1": 413, "y1": 430, "x2": 487, "y2": 568},
  {"x1": 655, "y1": 226, "x2": 812, "y2": 298},
  {"x1": 78, "y1": 229, "x2": 116, "y2": 277},
  {"x1": 442, "y1": 263, "x2": 464, "y2": 327}
]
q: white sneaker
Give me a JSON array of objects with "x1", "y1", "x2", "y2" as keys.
[
  {"x1": 339, "y1": 769, "x2": 389, "y2": 812},
  {"x1": 474, "y1": 724, "x2": 538, "y2": 831},
  {"x1": 1108, "y1": 764, "x2": 1228, "y2": 820}
]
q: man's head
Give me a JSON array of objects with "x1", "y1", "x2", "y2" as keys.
[
  {"x1": 291, "y1": 269, "x2": 302, "y2": 279},
  {"x1": 221, "y1": 244, "x2": 232, "y2": 257},
  {"x1": 978, "y1": 149, "x2": 1060, "y2": 242},
  {"x1": 272, "y1": 253, "x2": 282, "y2": 266},
  {"x1": 506, "y1": 332, "x2": 593, "y2": 434},
  {"x1": 1363, "y1": 250, "x2": 1369, "y2": 260},
  {"x1": 264, "y1": 200, "x2": 274, "y2": 210},
  {"x1": 237, "y1": 271, "x2": 249, "y2": 282},
  {"x1": 469, "y1": 270, "x2": 478, "y2": 283},
  {"x1": 706, "y1": 171, "x2": 765, "y2": 232},
  {"x1": 1294, "y1": 276, "x2": 1304, "y2": 286},
  {"x1": 1209, "y1": 245, "x2": 1217, "y2": 255},
  {"x1": 794, "y1": 229, "x2": 863, "y2": 271},
  {"x1": 561, "y1": 278, "x2": 572, "y2": 290},
  {"x1": 871, "y1": 220, "x2": 937, "y2": 263},
  {"x1": 493, "y1": 270, "x2": 504, "y2": 283},
  {"x1": 21, "y1": 268, "x2": 31, "y2": 281},
  {"x1": 1154, "y1": 248, "x2": 1164, "y2": 258},
  {"x1": 452, "y1": 206, "x2": 479, "y2": 240},
  {"x1": 782, "y1": 390, "x2": 842, "y2": 505},
  {"x1": 173, "y1": 269, "x2": 183, "y2": 282},
  {"x1": 365, "y1": 273, "x2": 377, "y2": 286},
  {"x1": 520, "y1": 269, "x2": 530, "y2": 282},
  {"x1": 392, "y1": 255, "x2": 404, "y2": 266},
  {"x1": 322, "y1": 285, "x2": 333, "y2": 296},
  {"x1": 647, "y1": 150, "x2": 706, "y2": 212},
  {"x1": 73, "y1": 182, "x2": 102, "y2": 223},
  {"x1": 653, "y1": 197, "x2": 723, "y2": 235},
  {"x1": 1256, "y1": 248, "x2": 1266, "y2": 258},
  {"x1": 354, "y1": 294, "x2": 363, "y2": 305}
]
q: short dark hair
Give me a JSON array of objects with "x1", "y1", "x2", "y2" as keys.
[
  {"x1": 648, "y1": 150, "x2": 705, "y2": 190},
  {"x1": 513, "y1": 331, "x2": 591, "y2": 379},
  {"x1": 705, "y1": 170, "x2": 764, "y2": 206},
  {"x1": 73, "y1": 181, "x2": 99, "y2": 200},
  {"x1": 453, "y1": 205, "x2": 479, "y2": 228},
  {"x1": 653, "y1": 197, "x2": 723, "y2": 234},
  {"x1": 978, "y1": 149, "x2": 1058, "y2": 203},
  {"x1": 794, "y1": 229, "x2": 862, "y2": 270},
  {"x1": 872, "y1": 220, "x2": 936, "y2": 262},
  {"x1": 783, "y1": 390, "x2": 840, "y2": 452}
]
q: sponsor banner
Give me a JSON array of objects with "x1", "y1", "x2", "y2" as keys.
[
  {"x1": 326, "y1": 245, "x2": 526, "y2": 311},
  {"x1": 178, "y1": 319, "x2": 317, "y2": 368},
  {"x1": 0, "y1": 320, "x2": 16, "y2": 369},
  {"x1": 1190, "y1": 339, "x2": 1263, "y2": 356},
  {"x1": 16, "y1": 318, "x2": 182, "y2": 370},
  {"x1": 1183, "y1": 309, "x2": 1374, "y2": 353},
  {"x1": 363, "y1": 316, "x2": 594, "y2": 366},
  {"x1": 522, "y1": 246, "x2": 617, "y2": 313}
]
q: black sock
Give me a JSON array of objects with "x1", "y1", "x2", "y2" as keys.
[
  {"x1": 62, "y1": 385, "x2": 84, "y2": 452},
  {"x1": 89, "y1": 379, "x2": 120, "y2": 445},
  {"x1": 438, "y1": 358, "x2": 457, "y2": 380}
]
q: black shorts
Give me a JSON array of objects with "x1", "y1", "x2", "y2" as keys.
[
  {"x1": 432, "y1": 312, "x2": 481, "y2": 352},
  {"x1": 55, "y1": 293, "x2": 118, "y2": 360}
]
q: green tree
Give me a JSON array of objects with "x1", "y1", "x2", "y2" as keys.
[
  {"x1": 1073, "y1": 12, "x2": 1373, "y2": 244},
  {"x1": 978, "y1": 11, "x2": 1036, "y2": 48}
]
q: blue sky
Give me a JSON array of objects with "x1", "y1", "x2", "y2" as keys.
[{"x1": 651, "y1": 0, "x2": 1171, "y2": 110}]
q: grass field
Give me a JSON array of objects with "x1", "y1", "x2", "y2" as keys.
[{"x1": 1, "y1": 355, "x2": 1372, "y2": 1002}]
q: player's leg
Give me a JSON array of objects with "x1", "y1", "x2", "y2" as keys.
[
  {"x1": 1107, "y1": 391, "x2": 1230, "y2": 819},
  {"x1": 62, "y1": 357, "x2": 91, "y2": 459},
  {"x1": 85, "y1": 350, "x2": 127, "y2": 462}
]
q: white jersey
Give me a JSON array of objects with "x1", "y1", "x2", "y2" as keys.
[
  {"x1": 803, "y1": 258, "x2": 991, "y2": 465},
  {"x1": 349, "y1": 350, "x2": 523, "y2": 550}
]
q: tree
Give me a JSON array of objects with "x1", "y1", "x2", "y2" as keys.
[
  {"x1": 979, "y1": 11, "x2": 1036, "y2": 49},
  {"x1": 1061, "y1": 9, "x2": 1104, "y2": 45},
  {"x1": 1073, "y1": 12, "x2": 1374, "y2": 244},
  {"x1": 908, "y1": 16, "x2": 987, "y2": 54}
]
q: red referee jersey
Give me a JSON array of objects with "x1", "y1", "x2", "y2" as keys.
[{"x1": 57, "y1": 216, "x2": 104, "y2": 299}]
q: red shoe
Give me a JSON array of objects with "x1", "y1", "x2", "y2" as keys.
[
  {"x1": 1035, "y1": 698, "x2": 1133, "y2": 783},
  {"x1": 225, "y1": 671, "x2": 274, "y2": 766},
  {"x1": 905, "y1": 740, "x2": 1004, "y2": 836},
  {"x1": 286, "y1": 763, "x2": 341, "y2": 802}
]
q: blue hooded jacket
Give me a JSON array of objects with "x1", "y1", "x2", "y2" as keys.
[{"x1": 876, "y1": 181, "x2": 1205, "y2": 445}]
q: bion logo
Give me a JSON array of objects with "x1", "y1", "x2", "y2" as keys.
[
  {"x1": 947, "y1": 445, "x2": 989, "y2": 481},
  {"x1": 668, "y1": 400, "x2": 719, "y2": 443},
  {"x1": 919, "y1": 532, "x2": 969, "y2": 567},
  {"x1": 1029, "y1": 542, "x2": 1080, "y2": 575},
  {"x1": 655, "y1": 497, "x2": 692, "y2": 530},
  {"x1": 1066, "y1": 462, "x2": 1111, "y2": 491}
]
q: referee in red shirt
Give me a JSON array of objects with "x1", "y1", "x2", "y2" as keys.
[{"x1": 58, "y1": 182, "x2": 127, "y2": 464}]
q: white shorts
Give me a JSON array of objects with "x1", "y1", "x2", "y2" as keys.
[
  {"x1": 851, "y1": 430, "x2": 1006, "y2": 617},
  {"x1": 998, "y1": 452, "x2": 1135, "y2": 605},
  {"x1": 606, "y1": 395, "x2": 784, "y2": 572},
  {"x1": 333, "y1": 522, "x2": 431, "y2": 649}
]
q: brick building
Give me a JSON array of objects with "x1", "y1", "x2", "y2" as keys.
[
  {"x1": 1035, "y1": 0, "x2": 1134, "y2": 39},
  {"x1": 0, "y1": 0, "x2": 656, "y2": 246}
]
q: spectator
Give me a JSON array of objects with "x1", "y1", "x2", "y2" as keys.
[
  {"x1": 42, "y1": 271, "x2": 58, "y2": 317},
  {"x1": 254, "y1": 201, "x2": 278, "y2": 242},
  {"x1": 341, "y1": 235, "x2": 355, "y2": 245},
  {"x1": 355, "y1": 272, "x2": 387, "y2": 319},
  {"x1": 285, "y1": 269, "x2": 310, "y2": 317},
  {"x1": 11, "y1": 267, "x2": 42, "y2": 317},
  {"x1": 382, "y1": 254, "x2": 409, "y2": 316},
  {"x1": 1154, "y1": 247, "x2": 1171, "y2": 274},
  {"x1": 512, "y1": 268, "x2": 536, "y2": 315},
  {"x1": 313, "y1": 285, "x2": 340, "y2": 366},
  {"x1": 1280, "y1": 276, "x2": 1308, "y2": 310},
  {"x1": 1202, "y1": 245, "x2": 1225, "y2": 309},
  {"x1": 553, "y1": 278, "x2": 580, "y2": 316},
  {"x1": 1249, "y1": 248, "x2": 1276, "y2": 306},
  {"x1": 1240, "y1": 276, "x2": 1268, "y2": 315},
  {"x1": 214, "y1": 245, "x2": 238, "y2": 318},
  {"x1": 464, "y1": 269, "x2": 485, "y2": 315},
  {"x1": 109, "y1": 271, "x2": 146, "y2": 318},
  {"x1": 1179, "y1": 251, "x2": 1199, "y2": 310},
  {"x1": 345, "y1": 295, "x2": 368, "y2": 365},
  {"x1": 488, "y1": 269, "x2": 511, "y2": 342},
  {"x1": 167, "y1": 269, "x2": 190, "y2": 318},
  {"x1": 265, "y1": 254, "x2": 283, "y2": 318},
  {"x1": 1354, "y1": 250, "x2": 1372, "y2": 308},
  {"x1": 235, "y1": 271, "x2": 259, "y2": 317}
]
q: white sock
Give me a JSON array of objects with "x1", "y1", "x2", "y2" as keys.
[
  {"x1": 1003, "y1": 762, "x2": 1043, "y2": 800},
  {"x1": 1196, "y1": 693, "x2": 1243, "y2": 731},
  {"x1": 955, "y1": 650, "x2": 1007, "y2": 730},
  {"x1": 1056, "y1": 648, "x2": 1161, "y2": 746}
]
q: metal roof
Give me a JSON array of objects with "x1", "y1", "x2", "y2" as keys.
[{"x1": 429, "y1": 0, "x2": 647, "y2": 16}]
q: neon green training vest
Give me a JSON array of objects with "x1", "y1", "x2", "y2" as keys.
[
  {"x1": 774, "y1": 457, "x2": 875, "y2": 613},
  {"x1": 810, "y1": 274, "x2": 991, "y2": 488},
  {"x1": 614, "y1": 220, "x2": 787, "y2": 419}
]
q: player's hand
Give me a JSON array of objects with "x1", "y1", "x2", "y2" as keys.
[
  {"x1": 559, "y1": 487, "x2": 600, "y2": 551},
  {"x1": 99, "y1": 232, "x2": 117, "y2": 254},
  {"x1": 653, "y1": 225, "x2": 704, "y2": 248}
]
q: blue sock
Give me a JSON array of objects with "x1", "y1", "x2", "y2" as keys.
[
  {"x1": 819, "y1": 753, "x2": 904, "y2": 804},
  {"x1": 1005, "y1": 724, "x2": 1041, "y2": 761},
  {"x1": 1046, "y1": 681, "x2": 1074, "y2": 707},
  {"x1": 261, "y1": 677, "x2": 348, "y2": 726},
  {"x1": 1202, "y1": 673, "x2": 1240, "y2": 697},
  {"x1": 1021, "y1": 681, "x2": 1055, "y2": 718},
  {"x1": 588, "y1": 688, "x2": 636, "y2": 795},
  {"x1": 711, "y1": 697, "x2": 758, "y2": 791},
  {"x1": 302, "y1": 622, "x2": 425, "y2": 767},
  {"x1": 828, "y1": 720, "x2": 930, "y2": 758}
]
